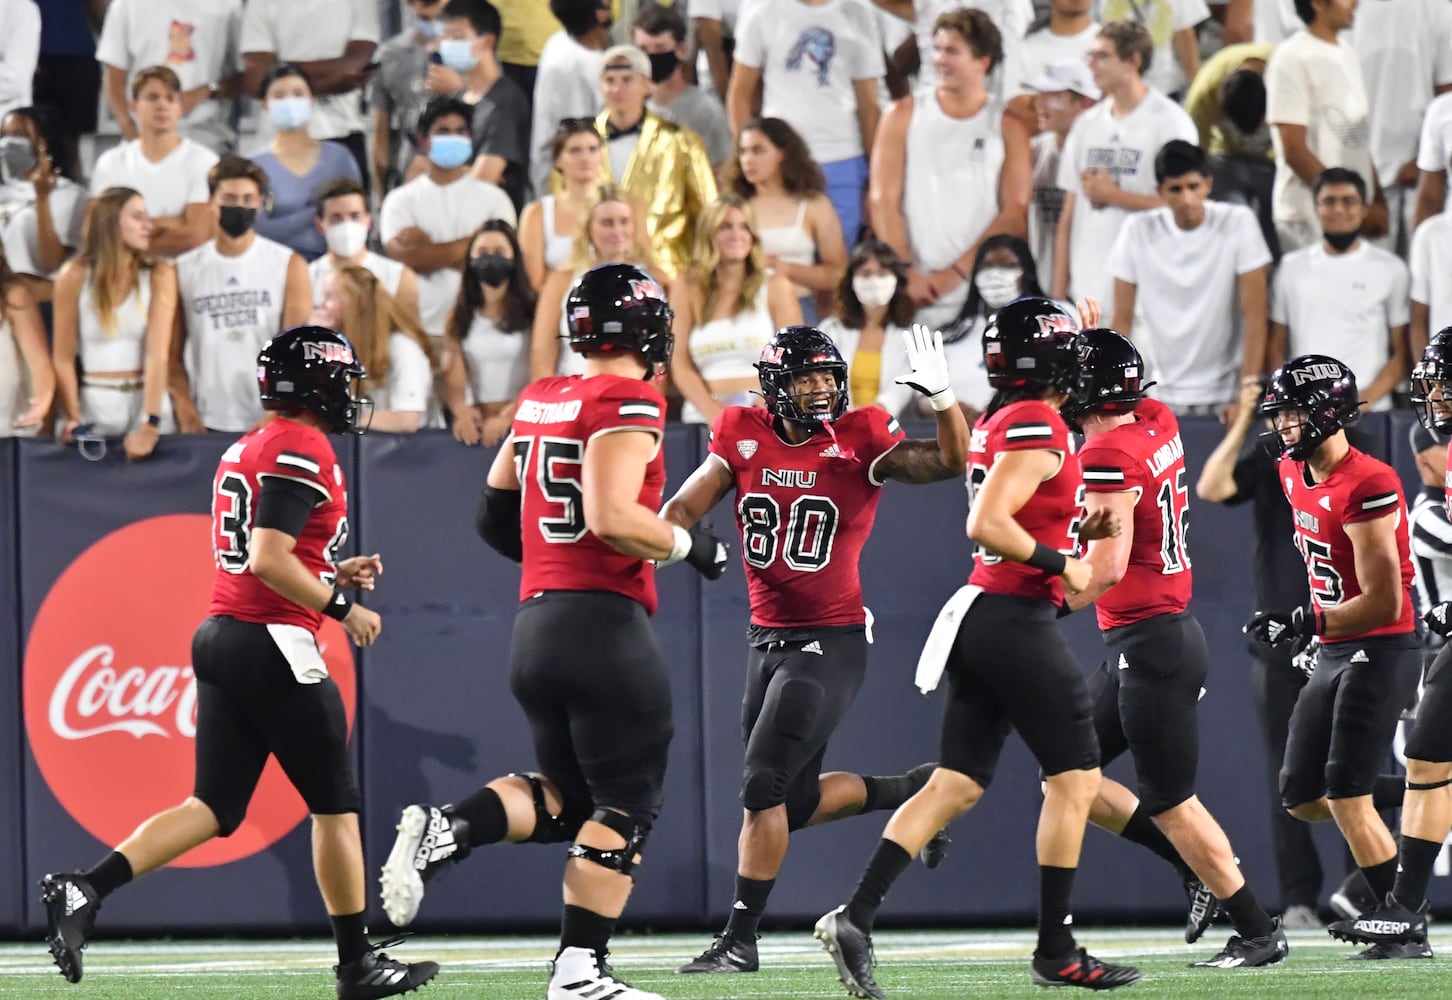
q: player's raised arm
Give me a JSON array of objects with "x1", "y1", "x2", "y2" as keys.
[{"x1": 875, "y1": 325, "x2": 970, "y2": 484}]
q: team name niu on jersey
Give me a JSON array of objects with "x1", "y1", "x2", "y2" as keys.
[
  {"x1": 1291, "y1": 362, "x2": 1342, "y2": 386},
  {"x1": 1295, "y1": 509, "x2": 1321, "y2": 532},
  {"x1": 48, "y1": 644, "x2": 197, "y2": 741},
  {"x1": 762, "y1": 468, "x2": 817, "y2": 488},
  {"x1": 302, "y1": 341, "x2": 355, "y2": 364}
]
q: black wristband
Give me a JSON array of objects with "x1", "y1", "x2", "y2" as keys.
[
  {"x1": 145, "y1": 413, "x2": 161, "y2": 428},
  {"x1": 322, "y1": 587, "x2": 353, "y2": 621},
  {"x1": 1024, "y1": 541, "x2": 1067, "y2": 576}
]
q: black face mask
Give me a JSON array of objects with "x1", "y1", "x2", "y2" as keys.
[
  {"x1": 1323, "y1": 229, "x2": 1359, "y2": 252},
  {"x1": 218, "y1": 205, "x2": 257, "y2": 238},
  {"x1": 469, "y1": 253, "x2": 515, "y2": 287},
  {"x1": 648, "y1": 50, "x2": 679, "y2": 83}
]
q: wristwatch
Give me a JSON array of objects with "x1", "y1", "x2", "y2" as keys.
[{"x1": 145, "y1": 413, "x2": 161, "y2": 428}]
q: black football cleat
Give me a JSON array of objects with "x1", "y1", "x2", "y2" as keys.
[
  {"x1": 1328, "y1": 893, "x2": 1430, "y2": 945},
  {"x1": 1189, "y1": 918, "x2": 1289, "y2": 968},
  {"x1": 1030, "y1": 948, "x2": 1142, "y2": 990},
  {"x1": 1345, "y1": 939, "x2": 1434, "y2": 960},
  {"x1": 1183, "y1": 875, "x2": 1221, "y2": 944},
  {"x1": 815, "y1": 906, "x2": 883, "y2": 999},
  {"x1": 335, "y1": 937, "x2": 439, "y2": 999},
  {"x1": 919, "y1": 826, "x2": 952, "y2": 869},
  {"x1": 676, "y1": 933, "x2": 758, "y2": 973},
  {"x1": 40, "y1": 872, "x2": 99, "y2": 983}
]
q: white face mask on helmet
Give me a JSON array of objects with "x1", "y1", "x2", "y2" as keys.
[
  {"x1": 974, "y1": 266, "x2": 1023, "y2": 310},
  {"x1": 852, "y1": 273, "x2": 898, "y2": 308}
]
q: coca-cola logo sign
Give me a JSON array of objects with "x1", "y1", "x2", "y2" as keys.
[{"x1": 23, "y1": 514, "x2": 356, "y2": 867}]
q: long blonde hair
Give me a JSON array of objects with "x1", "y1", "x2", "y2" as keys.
[
  {"x1": 79, "y1": 187, "x2": 152, "y2": 336},
  {"x1": 687, "y1": 194, "x2": 766, "y2": 320},
  {"x1": 333, "y1": 263, "x2": 436, "y2": 386},
  {"x1": 568, "y1": 184, "x2": 656, "y2": 273}
]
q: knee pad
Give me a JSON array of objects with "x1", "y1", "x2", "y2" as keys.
[
  {"x1": 511, "y1": 772, "x2": 589, "y2": 844},
  {"x1": 784, "y1": 782, "x2": 821, "y2": 832},
  {"x1": 740, "y1": 764, "x2": 793, "y2": 813},
  {"x1": 566, "y1": 808, "x2": 652, "y2": 876}
]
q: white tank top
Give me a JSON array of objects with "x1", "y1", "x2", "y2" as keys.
[
  {"x1": 758, "y1": 199, "x2": 815, "y2": 267},
  {"x1": 462, "y1": 313, "x2": 531, "y2": 403},
  {"x1": 689, "y1": 282, "x2": 774, "y2": 382},
  {"x1": 0, "y1": 316, "x2": 20, "y2": 434},
  {"x1": 78, "y1": 268, "x2": 152, "y2": 372},
  {"x1": 178, "y1": 236, "x2": 294, "y2": 432},
  {"x1": 540, "y1": 196, "x2": 575, "y2": 273},
  {"x1": 308, "y1": 251, "x2": 405, "y2": 306},
  {"x1": 904, "y1": 88, "x2": 1004, "y2": 273}
]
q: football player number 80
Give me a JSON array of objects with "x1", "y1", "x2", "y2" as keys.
[{"x1": 738, "y1": 493, "x2": 841, "y2": 571}]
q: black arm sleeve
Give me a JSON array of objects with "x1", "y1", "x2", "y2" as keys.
[
  {"x1": 256, "y1": 477, "x2": 323, "y2": 539},
  {"x1": 476, "y1": 485, "x2": 523, "y2": 563}
]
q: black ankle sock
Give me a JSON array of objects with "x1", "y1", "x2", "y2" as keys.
[
  {"x1": 83, "y1": 851, "x2": 133, "y2": 900},
  {"x1": 861, "y1": 763, "x2": 935, "y2": 814},
  {"x1": 845, "y1": 839, "x2": 913, "y2": 929},
  {"x1": 1036, "y1": 865, "x2": 1078, "y2": 958},
  {"x1": 1118, "y1": 805, "x2": 1192, "y2": 880},
  {"x1": 1221, "y1": 885, "x2": 1275, "y2": 939},
  {"x1": 559, "y1": 904, "x2": 616, "y2": 957},
  {"x1": 330, "y1": 911, "x2": 370, "y2": 966},
  {"x1": 723, "y1": 875, "x2": 775, "y2": 940},
  {"x1": 447, "y1": 787, "x2": 508, "y2": 848},
  {"x1": 1393, "y1": 836, "x2": 1442, "y2": 909},
  {"x1": 1361, "y1": 857, "x2": 1399, "y2": 900},
  {"x1": 1372, "y1": 775, "x2": 1406, "y2": 811}
]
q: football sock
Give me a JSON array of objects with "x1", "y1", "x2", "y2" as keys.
[
  {"x1": 330, "y1": 911, "x2": 370, "y2": 966},
  {"x1": 1360, "y1": 857, "x2": 1399, "y2": 900},
  {"x1": 1119, "y1": 804, "x2": 1193, "y2": 880},
  {"x1": 845, "y1": 839, "x2": 913, "y2": 930},
  {"x1": 862, "y1": 763, "x2": 936, "y2": 813},
  {"x1": 1035, "y1": 865, "x2": 1078, "y2": 958},
  {"x1": 1220, "y1": 885, "x2": 1275, "y2": 939},
  {"x1": 83, "y1": 851, "x2": 133, "y2": 900},
  {"x1": 1373, "y1": 775, "x2": 1406, "y2": 811},
  {"x1": 447, "y1": 787, "x2": 508, "y2": 847},
  {"x1": 559, "y1": 904, "x2": 616, "y2": 957},
  {"x1": 723, "y1": 875, "x2": 775, "y2": 940},
  {"x1": 1392, "y1": 836, "x2": 1442, "y2": 910}
]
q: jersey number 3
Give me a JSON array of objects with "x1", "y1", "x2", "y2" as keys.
[{"x1": 738, "y1": 493, "x2": 840, "y2": 571}]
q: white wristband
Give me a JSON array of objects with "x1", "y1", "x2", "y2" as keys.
[
  {"x1": 657, "y1": 524, "x2": 692, "y2": 568},
  {"x1": 927, "y1": 387, "x2": 957, "y2": 412}
]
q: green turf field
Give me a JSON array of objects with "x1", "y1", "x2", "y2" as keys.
[{"x1": 2, "y1": 926, "x2": 1448, "y2": 999}]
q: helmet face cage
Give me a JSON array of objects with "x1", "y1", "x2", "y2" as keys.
[
  {"x1": 258, "y1": 327, "x2": 370, "y2": 434},
  {"x1": 1063, "y1": 328, "x2": 1151, "y2": 424},
  {"x1": 983, "y1": 297, "x2": 1082, "y2": 396},
  {"x1": 1257, "y1": 356, "x2": 1361, "y2": 460},
  {"x1": 1412, "y1": 332, "x2": 1452, "y2": 435},
  {"x1": 756, "y1": 327, "x2": 850, "y2": 425}
]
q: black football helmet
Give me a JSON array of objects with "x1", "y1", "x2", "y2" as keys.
[
  {"x1": 982, "y1": 296, "x2": 1081, "y2": 394},
  {"x1": 1257, "y1": 354, "x2": 1361, "y2": 460},
  {"x1": 257, "y1": 325, "x2": 370, "y2": 433},
  {"x1": 755, "y1": 325, "x2": 849, "y2": 425},
  {"x1": 1411, "y1": 326, "x2": 1452, "y2": 435},
  {"x1": 564, "y1": 263, "x2": 674, "y2": 376},
  {"x1": 1063, "y1": 327, "x2": 1154, "y2": 424}
]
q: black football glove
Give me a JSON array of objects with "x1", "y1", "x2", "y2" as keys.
[
  {"x1": 1425, "y1": 601, "x2": 1452, "y2": 638},
  {"x1": 1290, "y1": 637, "x2": 1320, "y2": 680},
  {"x1": 684, "y1": 525, "x2": 730, "y2": 581},
  {"x1": 1245, "y1": 605, "x2": 1317, "y2": 654}
]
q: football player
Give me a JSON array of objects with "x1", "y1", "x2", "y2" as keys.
[
  {"x1": 1329, "y1": 328, "x2": 1452, "y2": 958},
  {"x1": 660, "y1": 323, "x2": 968, "y2": 975},
  {"x1": 1065, "y1": 328, "x2": 1286, "y2": 968},
  {"x1": 377, "y1": 263, "x2": 729, "y2": 1000},
  {"x1": 39, "y1": 327, "x2": 439, "y2": 998},
  {"x1": 816, "y1": 298, "x2": 1141, "y2": 997},
  {"x1": 1247, "y1": 355, "x2": 1422, "y2": 960}
]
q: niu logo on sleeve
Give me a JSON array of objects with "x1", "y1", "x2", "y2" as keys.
[{"x1": 23, "y1": 515, "x2": 357, "y2": 867}]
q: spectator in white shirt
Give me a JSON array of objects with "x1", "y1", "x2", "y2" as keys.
[
  {"x1": 1269, "y1": 167, "x2": 1409, "y2": 413},
  {"x1": 1265, "y1": 0, "x2": 1383, "y2": 255},
  {"x1": 1022, "y1": 62, "x2": 1098, "y2": 304},
  {"x1": 0, "y1": 0, "x2": 40, "y2": 121},
  {"x1": 1052, "y1": 20, "x2": 1196, "y2": 306},
  {"x1": 870, "y1": 8, "x2": 1031, "y2": 333},
  {"x1": 1109, "y1": 140, "x2": 1271, "y2": 419},
  {"x1": 529, "y1": 0, "x2": 612, "y2": 196},
  {"x1": 1413, "y1": 88, "x2": 1452, "y2": 231},
  {"x1": 309, "y1": 177, "x2": 420, "y2": 323},
  {"x1": 89, "y1": 66, "x2": 220, "y2": 259},
  {"x1": 381, "y1": 97, "x2": 518, "y2": 340},
  {"x1": 96, "y1": 0, "x2": 243, "y2": 155},
  {"x1": 241, "y1": 0, "x2": 380, "y2": 190},
  {"x1": 1409, "y1": 208, "x2": 1452, "y2": 358},
  {"x1": 0, "y1": 107, "x2": 87, "y2": 300},
  {"x1": 1091, "y1": 0, "x2": 1207, "y2": 100},
  {"x1": 634, "y1": 5, "x2": 733, "y2": 172},
  {"x1": 729, "y1": 0, "x2": 885, "y2": 248},
  {"x1": 1020, "y1": 0, "x2": 1099, "y2": 89}
]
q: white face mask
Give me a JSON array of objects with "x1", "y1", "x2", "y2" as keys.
[
  {"x1": 325, "y1": 220, "x2": 369, "y2": 259},
  {"x1": 852, "y1": 273, "x2": 897, "y2": 308},
  {"x1": 975, "y1": 266, "x2": 1023, "y2": 310}
]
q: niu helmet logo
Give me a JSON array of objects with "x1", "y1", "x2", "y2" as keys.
[
  {"x1": 1291, "y1": 362, "x2": 1342, "y2": 386},
  {"x1": 302, "y1": 341, "x2": 354, "y2": 364},
  {"x1": 761, "y1": 345, "x2": 784, "y2": 364},
  {"x1": 1035, "y1": 314, "x2": 1076, "y2": 336},
  {"x1": 628, "y1": 278, "x2": 663, "y2": 301}
]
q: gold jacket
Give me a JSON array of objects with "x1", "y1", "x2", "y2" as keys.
[{"x1": 595, "y1": 110, "x2": 718, "y2": 279}]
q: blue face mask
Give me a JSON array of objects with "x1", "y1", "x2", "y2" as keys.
[
  {"x1": 412, "y1": 15, "x2": 442, "y2": 39},
  {"x1": 429, "y1": 133, "x2": 473, "y2": 169},
  {"x1": 269, "y1": 96, "x2": 312, "y2": 132},
  {"x1": 439, "y1": 38, "x2": 478, "y2": 72}
]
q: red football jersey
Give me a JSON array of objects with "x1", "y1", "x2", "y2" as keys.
[
  {"x1": 708, "y1": 406, "x2": 906, "y2": 628},
  {"x1": 967, "y1": 400, "x2": 1082, "y2": 604},
  {"x1": 514, "y1": 374, "x2": 667, "y2": 614},
  {"x1": 1079, "y1": 398, "x2": 1192, "y2": 629},
  {"x1": 209, "y1": 417, "x2": 348, "y2": 632},
  {"x1": 1277, "y1": 447, "x2": 1416, "y2": 641}
]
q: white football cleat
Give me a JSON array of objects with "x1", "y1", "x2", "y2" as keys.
[
  {"x1": 547, "y1": 946, "x2": 664, "y2": 1000},
  {"x1": 379, "y1": 804, "x2": 469, "y2": 927}
]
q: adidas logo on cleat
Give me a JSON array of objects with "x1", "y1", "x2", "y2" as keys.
[
  {"x1": 65, "y1": 884, "x2": 89, "y2": 916},
  {"x1": 1356, "y1": 919, "x2": 1414, "y2": 935}
]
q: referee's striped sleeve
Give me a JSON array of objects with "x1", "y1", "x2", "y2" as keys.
[{"x1": 1413, "y1": 507, "x2": 1452, "y2": 558}]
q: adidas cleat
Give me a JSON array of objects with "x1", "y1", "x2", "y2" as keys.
[
  {"x1": 335, "y1": 937, "x2": 439, "y2": 999},
  {"x1": 1183, "y1": 875, "x2": 1220, "y2": 944},
  {"x1": 1030, "y1": 947, "x2": 1142, "y2": 990},
  {"x1": 1328, "y1": 893, "x2": 1430, "y2": 946},
  {"x1": 1190, "y1": 918, "x2": 1288, "y2": 968},
  {"x1": 40, "y1": 872, "x2": 99, "y2": 983},
  {"x1": 814, "y1": 905, "x2": 883, "y2": 998},
  {"x1": 380, "y1": 805, "x2": 470, "y2": 927},
  {"x1": 1345, "y1": 939, "x2": 1434, "y2": 960},
  {"x1": 548, "y1": 946, "x2": 662, "y2": 999},
  {"x1": 676, "y1": 933, "x2": 758, "y2": 973},
  {"x1": 920, "y1": 826, "x2": 952, "y2": 870}
]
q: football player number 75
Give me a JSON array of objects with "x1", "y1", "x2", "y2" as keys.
[{"x1": 513, "y1": 435, "x2": 588, "y2": 543}]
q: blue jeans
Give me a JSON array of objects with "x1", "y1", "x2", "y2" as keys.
[{"x1": 821, "y1": 155, "x2": 868, "y2": 249}]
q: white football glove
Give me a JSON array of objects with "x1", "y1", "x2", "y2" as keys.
[{"x1": 894, "y1": 324, "x2": 956, "y2": 411}]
